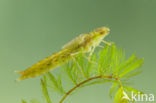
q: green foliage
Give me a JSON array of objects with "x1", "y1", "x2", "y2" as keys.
[
  {"x1": 22, "y1": 44, "x2": 144, "y2": 103},
  {"x1": 41, "y1": 78, "x2": 52, "y2": 103},
  {"x1": 45, "y1": 73, "x2": 65, "y2": 94},
  {"x1": 22, "y1": 100, "x2": 27, "y2": 103},
  {"x1": 110, "y1": 82, "x2": 119, "y2": 98},
  {"x1": 22, "y1": 99, "x2": 40, "y2": 103},
  {"x1": 30, "y1": 99, "x2": 40, "y2": 103}
]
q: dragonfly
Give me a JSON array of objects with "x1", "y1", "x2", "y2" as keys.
[{"x1": 15, "y1": 27, "x2": 111, "y2": 81}]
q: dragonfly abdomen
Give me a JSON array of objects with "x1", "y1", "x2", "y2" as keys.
[{"x1": 16, "y1": 49, "x2": 73, "y2": 81}]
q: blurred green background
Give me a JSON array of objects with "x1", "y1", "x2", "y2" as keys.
[{"x1": 0, "y1": 0, "x2": 156, "y2": 103}]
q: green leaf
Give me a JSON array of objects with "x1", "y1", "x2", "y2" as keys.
[
  {"x1": 118, "y1": 54, "x2": 137, "y2": 73},
  {"x1": 30, "y1": 99, "x2": 40, "y2": 103},
  {"x1": 74, "y1": 54, "x2": 87, "y2": 79},
  {"x1": 57, "y1": 75, "x2": 66, "y2": 94},
  {"x1": 114, "y1": 88, "x2": 129, "y2": 103},
  {"x1": 114, "y1": 87, "x2": 123, "y2": 103},
  {"x1": 124, "y1": 86, "x2": 144, "y2": 94},
  {"x1": 109, "y1": 82, "x2": 119, "y2": 98},
  {"x1": 98, "y1": 44, "x2": 109, "y2": 75},
  {"x1": 46, "y1": 73, "x2": 65, "y2": 94},
  {"x1": 41, "y1": 78, "x2": 52, "y2": 103},
  {"x1": 22, "y1": 100, "x2": 27, "y2": 103},
  {"x1": 64, "y1": 62, "x2": 78, "y2": 85},
  {"x1": 113, "y1": 48, "x2": 125, "y2": 74},
  {"x1": 119, "y1": 58, "x2": 144, "y2": 78},
  {"x1": 123, "y1": 86, "x2": 144, "y2": 102},
  {"x1": 122, "y1": 70, "x2": 142, "y2": 79}
]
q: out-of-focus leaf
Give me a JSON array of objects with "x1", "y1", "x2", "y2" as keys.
[
  {"x1": 109, "y1": 82, "x2": 119, "y2": 98},
  {"x1": 30, "y1": 99, "x2": 40, "y2": 103},
  {"x1": 46, "y1": 73, "x2": 65, "y2": 94},
  {"x1": 57, "y1": 75, "x2": 66, "y2": 94},
  {"x1": 47, "y1": 73, "x2": 58, "y2": 88},
  {"x1": 123, "y1": 86, "x2": 144, "y2": 102},
  {"x1": 41, "y1": 78, "x2": 52, "y2": 103},
  {"x1": 124, "y1": 86, "x2": 144, "y2": 94},
  {"x1": 98, "y1": 44, "x2": 109, "y2": 75},
  {"x1": 85, "y1": 54, "x2": 97, "y2": 78},
  {"x1": 119, "y1": 58, "x2": 144, "y2": 78},
  {"x1": 118, "y1": 54, "x2": 137, "y2": 73},
  {"x1": 114, "y1": 88, "x2": 129, "y2": 103},
  {"x1": 114, "y1": 87, "x2": 123, "y2": 103},
  {"x1": 22, "y1": 100, "x2": 27, "y2": 103},
  {"x1": 122, "y1": 70, "x2": 142, "y2": 79},
  {"x1": 64, "y1": 62, "x2": 78, "y2": 85}
]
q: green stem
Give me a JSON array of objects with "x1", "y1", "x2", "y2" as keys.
[{"x1": 59, "y1": 75, "x2": 120, "y2": 103}]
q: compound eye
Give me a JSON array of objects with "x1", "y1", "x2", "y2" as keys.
[
  {"x1": 95, "y1": 27, "x2": 110, "y2": 35},
  {"x1": 99, "y1": 31, "x2": 106, "y2": 35}
]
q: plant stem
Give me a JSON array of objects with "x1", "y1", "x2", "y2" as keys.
[{"x1": 59, "y1": 75, "x2": 119, "y2": 103}]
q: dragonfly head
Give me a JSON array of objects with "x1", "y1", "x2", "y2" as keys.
[
  {"x1": 94, "y1": 27, "x2": 110, "y2": 36},
  {"x1": 87, "y1": 27, "x2": 110, "y2": 48}
]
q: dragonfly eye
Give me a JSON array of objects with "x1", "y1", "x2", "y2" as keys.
[
  {"x1": 99, "y1": 31, "x2": 105, "y2": 35},
  {"x1": 95, "y1": 27, "x2": 110, "y2": 35}
]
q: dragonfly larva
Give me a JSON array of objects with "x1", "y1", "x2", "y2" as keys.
[{"x1": 15, "y1": 27, "x2": 110, "y2": 81}]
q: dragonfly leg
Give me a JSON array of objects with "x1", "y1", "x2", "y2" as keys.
[
  {"x1": 98, "y1": 45, "x2": 105, "y2": 48},
  {"x1": 72, "y1": 57, "x2": 86, "y2": 78},
  {"x1": 88, "y1": 46, "x2": 95, "y2": 59},
  {"x1": 70, "y1": 52, "x2": 80, "y2": 56},
  {"x1": 102, "y1": 40, "x2": 113, "y2": 46},
  {"x1": 83, "y1": 54, "x2": 98, "y2": 65}
]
